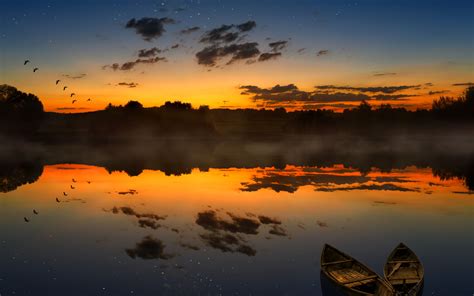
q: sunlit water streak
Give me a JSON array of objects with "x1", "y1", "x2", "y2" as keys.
[{"x1": 0, "y1": 164, "x2": 472, "y2": 295}]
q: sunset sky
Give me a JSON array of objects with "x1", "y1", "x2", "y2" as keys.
[{"x1": 1, "y1": 0, "x2": 473, "y2": 112}]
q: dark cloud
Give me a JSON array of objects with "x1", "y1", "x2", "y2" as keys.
[
  {"x1": 425, "y1": 82, "x2": 434, "y2": 86},
  {"x1": 200, "y1": 24, "x2": 237, "y2": 43},
  {"x1": 138, "y1": 47, "x2": 161, "y2": 58},
  {"x1": 117, "y1": 189, "x2": 138, "y2": 195},
  {"x1": 297, "y1": 48, "x2": 306, "y2": 54},
  {"x1": 55, "y1": 107, "x2": 89, "y2": 111},
  {"x1": 240, "y1": 84, "x2": 372, "y2": 105},
  {"x1": 104, "y1": 56, "x2": 167, "y2": 71},
  {"x1": 138, "y1": 218, "x2": 160, "y2": 229},
  {"x1": 199, "y1": 21, "x2": 256, "y2": 44},
  {"x1": 428, "y1": 90, "x2": 449, "y2": 95},
  {"x1": 316, "y1": 221, "x2": 328, "y2": 227},
  {"x1": 199, "y1": 232, "x2": 256, "y2": 256},
  {"x1": 117, "y1": 82, "x2": 139, "y2": 88},
  {"x1": 125, "y1": 17, "x2": 175, "y2": 41},
  {"x1": 301, "y1": 103, "x2": 358, "y2": 109},
  {"x1": 180, "y1": 26, "x2": 200, "y2": 34},
  {"x1": 312, "y1": 92, "x2": 371, "y2": 102},
  {"x1": 373, "y1": 176, "x2": 413, "y2": 183},
  {"x1": 269, "y1": 224, "x2": 287, "y2": 236},
  {"x1": 110, "y1": 206, "x2": 166, "y2": 221},
  {"x1": 196, "y1": 210, "x2": 259, "y2": 256},
  {"x1": 196, "y1": 21, "x2": 263, "y2": 67},
  {"x1": 240, "y1": 169, "x2": 422, "y2": 194},
  {"x1": 258, "y1": 52, "x2": 281, "y2": 62},
  {"x1": 193, "y1": 209, "x2": 281, "y2": 256},
  {"x1": 315, "y1": 85, "x2": 421, "y2": 94},
  {"x1": 317, "y1": 50, "x2": 330, "y2": 56},
  {"x1": 236, "y1": 20, "x2": 256, "y2": 32},
  {"x1": 196, "y1": 210, "x2": 260, "y2": 234},
  {"x1": 196, "y1": 42, "x2": 260, "y2": 66},
  {"x1": 452, "y1": 82, "x2": 474, "y2": 86},
  {"x1": 126, "y1": 236, "x2": 173, "y2": 260},
  {"x1": 373, "y1": 201, "x2": 397, "y2": 205},
  {"x1": 180, "y1": 242, "x2": 200, "y2": 251},
  {"x1": 236, "y1": 245, "x2": 257, "y2": 256},
  {"x1": 258, "y1": 215, "x2": 282, "y2": 225},
  {"x1": 373, "y1": 72, "x2": 397, "y2": 77},
  {"x1": 372, "y1": 94, "x2": 417, "y2": 100},
  {"x1": 268, "y1": 40, "x2": 288, "y2": 52},
  {"x1": 243, "y1": 84, "x2": 361, "y2": 106},
  {"x1": 62, "y1": 73, "x2": 86, "y2": 79},
  {"x1": 174, "y1": 7, "x2": 186, "y2": 13},
  {"x1": 239, "y1": 84, "x2": 299, "y2": 95},
  {"x1": 171, "y1": 43, "x2": 180, "y2": 49},
  {"x1": 241, "y1": 172, "x2": 371, "y2": 193},
  {"x1": 256, "y1": 40, "x2": 287, "y2": 62},
  {"x1": 315, "y1": 183, "x2": 419, "y2": 192}
]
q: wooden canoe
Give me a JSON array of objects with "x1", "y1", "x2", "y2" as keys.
[
  {"x1": 384, "y1": 243, "x2": 424, "y2": 296},
  {"x1": 321, "y1": 244, "x2": 395, "y2": 296}
]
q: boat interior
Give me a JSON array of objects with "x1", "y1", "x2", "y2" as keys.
[
  {"x1": 385, "y1": 245, "x2": 423, "y2": 292},
  {"x1": 323, "y1": 246, "x2": 381, "y2": 294}
]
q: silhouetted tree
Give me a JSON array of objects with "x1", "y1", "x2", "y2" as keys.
[
  {"x1": 0, "y1": 84, "x2": 44, "y2": 135},
  {"x1": 124, "y1": 100, "x2": 143, "y2": 110},
  {"x1": 356, "y1": 100, "x2": 372, "y2": 112},
  {"x1": 0, "y1": 84, "x2": 43, "y2": 115},
  {"x1": 198, "y1": 105, "x2": 210, "y2": 112},
  {"x1": 162, "y1": 101, "x2": 192, "y2": 110},
  {"x1": 431, "y1": 87, "x2": 474, "y2": 119}
]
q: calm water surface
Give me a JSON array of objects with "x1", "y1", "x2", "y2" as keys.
[{"x1": 0, "y1": 163, "x2": 473, "y2": 295}]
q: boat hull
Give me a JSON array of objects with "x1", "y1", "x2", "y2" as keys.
[
  {"x1": 384, "y1": 243, "x2": 424, "y2": 296},
  {"x1": 321, "y1": 244, "x2": 395, "y2": 296}
]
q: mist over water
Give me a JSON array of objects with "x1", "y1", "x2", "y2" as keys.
[{"x1": 0, "y1": 137, "x2": 473, "y2": 295}]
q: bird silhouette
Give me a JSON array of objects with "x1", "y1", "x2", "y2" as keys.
[
  {"x1": 72, "y1": 179, "x2": 77, "y2": 183},
  {"x1": 24, "y1": 217, "x2": 30, "y2": 222},
  {"x1": 63, "y1": 86, "x2": 68, "y2": 91},
  {"x1": 56, "y1": 198, "x2": 61, "y2": 203},
  {"x1": 33, "y1": 68, "x2": 39, "y2": 72},
  {"x1": 70, "y1": 185, "x2": 75, "y2": 189},
  {"x1": 24, "y1": 60, "x2": 30, "y2": 65},
  {"x1": 87, "y1": 181, "x2": 91, "y2": 184},
  {"x1": 72, "y1": 100, "x2": 77, "y2": 104},
  {"x1": 70, "y1": 93, "x2": 75, "y2": 97},
  {"x1": 56, "y1": 80, "x2": 61, "y2": 85},
  {"x1": 87, "y1": 98, "x2": 91, "y2": 102},
  {"x1": 63, "y1": 192, "x2": 68, "y2": 196},
  {"x1": 33, "y1": 209, "x2": 38, "y2": 215}
]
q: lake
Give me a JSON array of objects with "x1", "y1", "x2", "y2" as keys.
[{"x1": 0, "y1": 150, "x2": 472, "y2": 295}]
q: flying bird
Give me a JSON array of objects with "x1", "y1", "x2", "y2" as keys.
[
  {"x1": 70, "y1": 185, "x2": 75, "y2": 189},
  {"x1": 24, "y1": 60, "x2": 30, "y2": 65},
  {"x1": 56, "y1": 80, "x2": 61, "y2": 85},
  {"x1": 33, "y1": 209, "x2": 39, "y2": 215},
  {"x1": 63, "y1": 86, "x2": 68, "y2": 91},
  {"x1": 72, "y1": 179, "x2": 77, "y2": 183},
  {"x1": 56, "y1": 198, "x2": 61, "y2": 203},
  {"x1": 24, "y1": 217, "x2": 30, "y2": 222},
  {"x1": 87, "y1": 98, "x2": 91, "y2": 102},
  {"x1": 63, "y1": 192, "x2": 68, "y2": 196},
  {"x1": 72, "y1": 100, "x2": 77, "y2": 104},
  {"x1": 70, "y1": 93, "x2": 75, "y2": 97},
  {"x1": 87, "y1": 181, "x2": 91, "y2": 184},
  {"x1": 33, "y1": 68, "x2": 39, "y2": 72}
]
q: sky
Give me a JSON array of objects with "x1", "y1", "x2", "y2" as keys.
[{"x1": 0, "y1": 0, "x2": 473, "y2": 112}]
